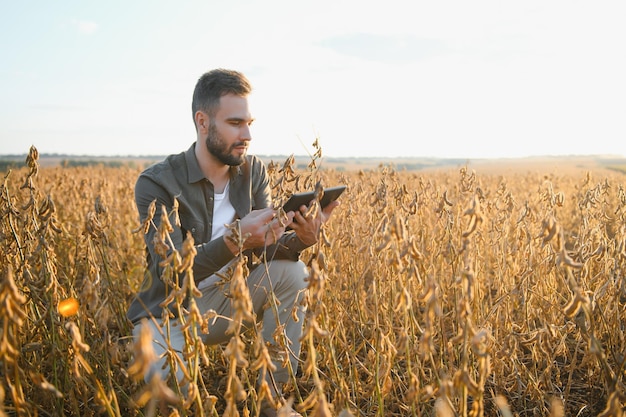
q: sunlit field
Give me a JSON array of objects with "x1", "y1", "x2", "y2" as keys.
[{"x1": 1, "y1": 146, "x2": 625, "y2": 417}]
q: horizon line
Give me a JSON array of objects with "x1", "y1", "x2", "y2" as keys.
[{"x1": 1, "y1": 152, "x2": 625, "y2": 161}]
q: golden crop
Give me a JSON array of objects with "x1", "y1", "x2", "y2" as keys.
[{"x1": 1, "y1": 145, "x2": 625, "y2": 417}]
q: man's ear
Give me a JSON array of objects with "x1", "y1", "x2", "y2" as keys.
[{"x1": 195, "y1": 111, "x2": 209, "y2": 132}]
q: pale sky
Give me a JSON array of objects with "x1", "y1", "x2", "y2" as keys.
[{"x1": 1, "y1": 0, "x2": 625, "y2": 159}]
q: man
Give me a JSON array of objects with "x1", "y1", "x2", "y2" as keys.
[{"x1": 127, "y1": 68, "x2": 338, "y2": 417}]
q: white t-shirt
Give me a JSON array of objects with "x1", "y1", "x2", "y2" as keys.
[
  {"x1": 198, "y1": 181, "x2": 236, "y2": 291},
  {"x1": 211, "y1": 180, "x2": 236, "y2": 241}
]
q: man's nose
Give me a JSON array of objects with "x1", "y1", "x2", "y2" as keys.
[{"x1": 241, "y1": 125, "x2": 252, "y2": 140}]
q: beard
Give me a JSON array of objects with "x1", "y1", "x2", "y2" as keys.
[{"x1": 205, "y1": 122, "x2": 247, "y2": 166}]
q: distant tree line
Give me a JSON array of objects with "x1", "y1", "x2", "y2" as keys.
[
  {"x1": 0, "y1": 160, "x2": 21, "y2": 172},
  {"x1": 59, "y1": 159, "x2": 140, "y2": 168},
  {"x1": 0, "y1": 158, "x2": 142, "y2": 172}
]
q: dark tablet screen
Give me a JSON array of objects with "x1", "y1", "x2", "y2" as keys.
[{"x1": 282, "y1": 185, "x2": 346, "y2": 213}]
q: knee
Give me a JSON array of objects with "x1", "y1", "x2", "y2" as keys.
[
  {"x1": 268, "y1": 259, "x2": 309, "y2": 294},
  {"x1": 284, "y1": 259, "x2": 309, "y2": 291}
]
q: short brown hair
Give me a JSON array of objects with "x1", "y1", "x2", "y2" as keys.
[{"x1": 191, "y1": 69, "x2": 252, "y2": 124}]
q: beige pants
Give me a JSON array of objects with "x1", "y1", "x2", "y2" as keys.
[{"x1": 132, "y1": 259, "x2": 309, "y2": 390}]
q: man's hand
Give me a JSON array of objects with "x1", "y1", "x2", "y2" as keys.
[
  {"x1": 224, "y1": 207, "x2": 295, "y2": 254},
  {"x1": 289, "y1": 200, "x2": 340, "y2": 246}
]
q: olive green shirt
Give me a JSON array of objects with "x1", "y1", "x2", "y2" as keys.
[{"x1": 127, "y1": 143, "x2": 309, "y2": 323}]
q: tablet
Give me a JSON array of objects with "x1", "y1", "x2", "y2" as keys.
[{"x1": 282, "y1": 185, "x2": 346, "y2": 213}]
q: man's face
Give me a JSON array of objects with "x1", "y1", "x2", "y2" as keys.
[{"x1": 205, "y1": 94, "x2": 254, "y2": 166}]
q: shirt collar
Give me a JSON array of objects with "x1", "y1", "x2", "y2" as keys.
[
  {"x1": 185, "y1": 142, "x2": 243, "y2": 184},
  {"x1": 185, "y1": 143, "x2": 205, "y2": 183}
]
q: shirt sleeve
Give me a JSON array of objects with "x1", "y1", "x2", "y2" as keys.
[{"x1": 246, "y1": 158, "x2": 312, "y2": 261}]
